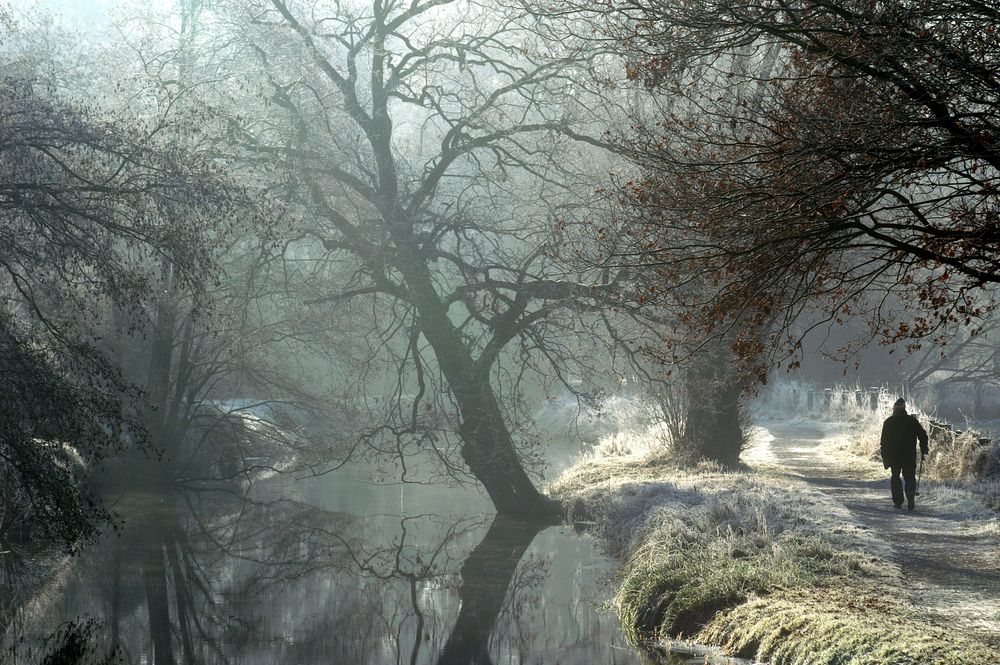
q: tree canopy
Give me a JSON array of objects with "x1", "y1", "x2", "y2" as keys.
[
  {"x1": 585, "y1": 0, "x2": 1000, "y2": 372},
  {"x1": 0, "y1": 21, "x2": 243, "y2": 548}
]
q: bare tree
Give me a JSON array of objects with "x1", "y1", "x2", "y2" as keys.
[{"x1": 181, "y1": 0, "x2": 638, "y2": 520}]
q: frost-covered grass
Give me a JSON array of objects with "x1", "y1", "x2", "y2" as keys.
[
  {"x1": 700, "y1": 588, "x2": 993, "y2": 665},
  {"x1": 533, "y1": 391, "x2": 678, "y2": 460},
  {"x1": 551, "y1": 432, "x2": 995, "y2": 663}
]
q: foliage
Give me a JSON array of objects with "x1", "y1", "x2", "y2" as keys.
[
  {"x1": 576, "y1": 0, "x2": 1000, "y2": 375},
  {"x1": 5, "y1": 618, "x2": 121, "y2": 665},
  {"x1": 0, "y1": 322, "x2": 121, "y2": 551},
  {"x1": 0, "y1": 16, "x2": 244, "y2": 551}
]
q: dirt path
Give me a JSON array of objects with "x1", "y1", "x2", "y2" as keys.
[{"x1": 762, "y1": 421, "x2": 1000, "y2": 647}]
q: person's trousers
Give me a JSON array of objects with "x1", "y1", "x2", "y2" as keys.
[{"x1": 890, "y1": 462, "x2": 917, "y2": 506}]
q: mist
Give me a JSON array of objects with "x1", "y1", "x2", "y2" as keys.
[{"x1": 2, "y1": 1, "x2": 998, "y2": 663}]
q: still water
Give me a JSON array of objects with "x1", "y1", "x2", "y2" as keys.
[{"x1": 4, "y1": 435, "x2": 738, "y2": 664}]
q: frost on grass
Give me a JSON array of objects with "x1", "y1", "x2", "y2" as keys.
[
  {"x1": 700, "y1": 589, "x2": 994, "y2": 665},
  {"x1": 550, "y1": 402, "x2": 996, "y2": 664},
  {"x1": 551, "y1": 455, "x2": 888, "y2": 625}
]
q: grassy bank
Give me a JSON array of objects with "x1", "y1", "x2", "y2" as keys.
[{"x1": 551, "y1": 449, "x2": 995, "y2": 664}]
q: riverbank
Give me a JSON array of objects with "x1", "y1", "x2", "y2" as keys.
[{"x1": 551, "y1": 421, "x2": 999, "y2": 664}]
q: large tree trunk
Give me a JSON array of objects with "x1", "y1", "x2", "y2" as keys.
[
  {"x1": 682, "y1": 344, "x2": 745, "y2": 466},
  {"x1": 409, "y1": 280, "x2": 561, "y2": 522},
  {"x1": 454, "y1": 383, "x2": 561, "y2": 521}
]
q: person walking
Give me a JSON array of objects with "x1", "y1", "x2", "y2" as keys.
[{"x1": 880, "y1": 398, "x2": 929, "y2": 510}]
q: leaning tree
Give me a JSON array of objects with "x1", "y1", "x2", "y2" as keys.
[{"x1": 197, "y1": 0, "x2": 638, "y2": 519}]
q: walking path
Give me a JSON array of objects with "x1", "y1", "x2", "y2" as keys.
[{"x1": 760, "y1": 421, "x2": 1000, "y2": 647}]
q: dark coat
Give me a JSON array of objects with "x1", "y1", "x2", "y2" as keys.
[{"x1": 880, "y1": 412, "x2": 929, "y2": 469}]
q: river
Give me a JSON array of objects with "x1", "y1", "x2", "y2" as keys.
[{"x1": 4, "y1": 408, "x2": 743, "y2": 665}]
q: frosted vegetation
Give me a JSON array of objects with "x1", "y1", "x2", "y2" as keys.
[{"x1": 548, "y1": 385, "x2": 999, "y2": 663}]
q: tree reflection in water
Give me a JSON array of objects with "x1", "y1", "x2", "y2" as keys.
[
  {"x1": 438, "y1": 516, "x2": 543, "y2": 665},
  {"x1": 6, "y1": 469, "x2": 645, "y2": 665}
]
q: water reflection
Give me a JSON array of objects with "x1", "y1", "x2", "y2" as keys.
[
  {"x1": 438, "y1": 516, "x2": 543, "y2": 665},
  {"x1": 7, "y1": 456, "x2": 653, "y2": 665},
  {"x1": 3, "y1": 394, "x2": 763, "y2": 665}
]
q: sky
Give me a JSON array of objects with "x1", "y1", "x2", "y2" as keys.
[
  {"x1": 29, "y1": 0, "x2": 114, "y2": 24},
  {"x1": 28, "y1": 0, "x2": 174, "y2": 26}
]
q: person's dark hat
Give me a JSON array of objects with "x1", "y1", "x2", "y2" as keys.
[{"x1": 894, "y1": 398, "x2": 905, "y2": 407}]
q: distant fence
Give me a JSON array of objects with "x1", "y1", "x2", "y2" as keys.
[
  {"x1": 757, "y1": 381, "x2": 996, "y2": 448},
  {"x1": 757, "y1": 383, "x2": 895, "y2": 417}
]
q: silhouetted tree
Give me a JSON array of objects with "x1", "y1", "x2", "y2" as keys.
[
  {"x1": 193, "y1": 0, "x2": 634, "y2": 519},
  {"x1": 576, "y1": 0, "x2": 1000, "y2": 373}
]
